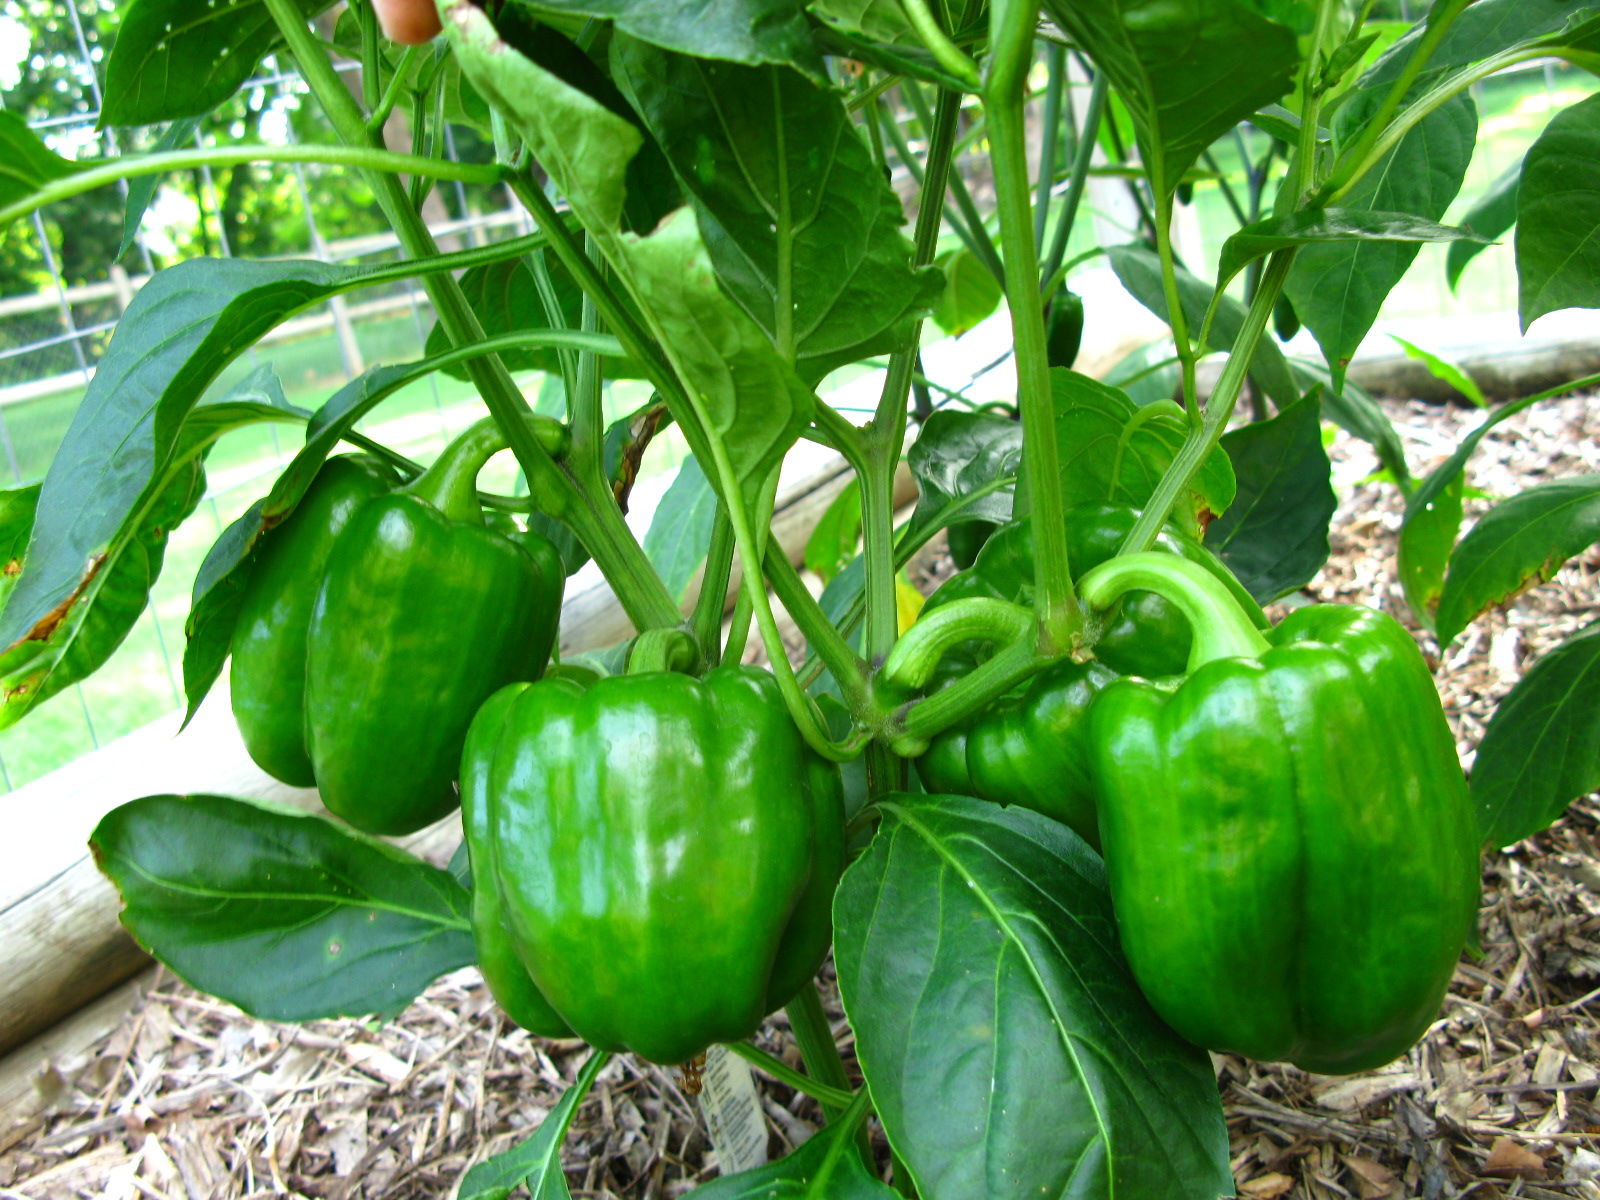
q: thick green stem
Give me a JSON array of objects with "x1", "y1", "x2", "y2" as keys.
[
  {"x1": 878, "y1": 598, "x2": 1033, "y2": 692},
  {"x1": 405, "y1": 417, "x2": 506, "y2": 521},
  {"x1": 785, "y1": 984, "x2": 854, "y2": 1124},
  {"x1": 1079, "y1": 552, "x2": 1271, "y2": 670},
  {"x1": 984, "y1": 0, "x2": 1081, "y2": 653},
  {"x1": 1121, "y1": 252, "x2": 1294, "y2": 553},
  {"x1": 724, "y1": 1042, "x2": 856, "y2": 1110},
  {"x1": 899, "y1": 0, "x2": 982, "y2": 89},
  {"x1": 266, "y1": 0, "x2": 682, "y2": 636},
  {"x1": 691, "y1": 506, "x2": 736, "y2": 666},
  {"x1": 1289, "y1": 0, "x2": 1343, "y2": 204},
  {"x1": 891, "y1": 634, "x2": 1045, "y2": 753}
]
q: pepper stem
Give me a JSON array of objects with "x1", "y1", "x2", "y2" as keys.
[
  {"x1": 405, "y1": 415, "x2": 568, "y2": 523},
  {"x1": 879, "y1": 598, "x2": 1035, "y2": 693},
  {"x1": 1078, "y1": 552, "x2": 1272, "y2": 672},
  {"x1": 626, "y1": 629, "x2": 701, "y2": 676}
]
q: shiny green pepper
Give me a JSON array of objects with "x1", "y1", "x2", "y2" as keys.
[
  {"x1": 1080, "y1": 553, "x2": 1480, "y2": 1074},
  {"x1": 467, "y1": 666, "x2": 845, "y2": 1064},
  {"x1": 305, "y1": 419, "x2": 564, "y2": 836},
  {"x1": 231, "y1": 456, "x2": 399, "y2": 787}
]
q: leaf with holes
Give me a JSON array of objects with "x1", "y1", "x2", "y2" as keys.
[
  {"x1": 1434, "y1": 476, "x2": 1600, "y2": 645},
  {"x1": 834, "y1": 794, "x2": 1232, "y2": 1200},
  {"x1": 91, "y1": 793, "x2": 476, "y2": 1021}
]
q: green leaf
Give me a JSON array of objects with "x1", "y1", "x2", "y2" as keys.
[
  {"x1": 1289, "y1": 359, "x2": 1410, "y2": 486},
  {"x1": 423, "y1": 255, "x2": 643, "y2": 380},
  {"x1": 809, "y1": 21, "x2": 970, "y2": 90},
  {"x1": 0, "y1": 486, "x2": 41, "y2": 619},
  {"x1": 1037, "y1": 0, "x2": 1298, "y2": 197},
  {"x1": 458, "y1": 1051, "x2": 608, "y2": 1200},
  {"x1": 1217, "y1": 208, "x2": 1483, "y2": 297},
  {"x1": 1398, "y1": 471, "x2": 1464, "y2": 632},
  {"x1": 91, "y1": 794, "x2": 474, "y2": 1021},
  {"x1": 1108, "y1": 242, "x2": 1298, "y2": 409},
  {"x1": 611, "y1": 37, "x2": 940, "y2": 372},
  {"x1": 906, "y1": 411, "x2": 1021, "y2": 536},
  {"x1": 931, "y1": 248, "x2": 1004, "y2": 338},
  {"x1": 1447, "y1": 158, "x2": 1522, "y2": 291},
  {"x1": 643, "y1": 457, "x2": 719, "y2": 603},
  {"x1": 1360, "y1": 0, "x2": 1600, "y2": 90},
  {"x1": 1516, "y1": 92, "x2": 1600, "y2": 331},
  {"x1": 0, "y1": 112, "x2": 87, "y2": 215},
  {"x1": 101, "y1": 0, "x2": 338, "y2": 127},
  {"x1": 804, "y1": 479, "x2": 864, "y2": 585},
  {"x1": 833, "y1": 794, "x2": 1232, "y2": 1200},
  {"x1": 1434, "y1": 476, "x2": 1600, "y2": 645},
  {"x1": 693, "y1": 1115, "x2": 895, "y2": 1198},
  {"x1": 0, "y1": 465, "x2": 198, "y2": 730},
  {"x1": 620, "y1": 208, "x2": 816, "y2": 504},
  {"x1": 119, "y1": 117, "x2": 202, "y2": 262},
  {"x1": 0, "y1": 257, "x2": 412, "y2": 657},
  {"x1": 1207, "y1": 392, "x2": 1335, "y2": 602},
  {"x1": 1472, "y1": 619, "x2": 1600, "y2": 849},
  {"x1": 1048, "y1": 370, "x2": 1236, "y2": 539},
  {"x1": 1285, "y1": 91, "x2": 1477, "y2": 385},
  {"x1": 443, "y1": 0, "x2": 645, "y2": 237},
  {"x1": 1103, "y1": 340, "x2": 1182, "y2": 409},
  {"x1": 1388, "y1": 335, "x2": 1486, "y2": 407}
]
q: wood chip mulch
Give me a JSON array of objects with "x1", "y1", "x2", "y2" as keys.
[{"x1": 1, "y1": 392, "x2": 1596, "y2": 1200}]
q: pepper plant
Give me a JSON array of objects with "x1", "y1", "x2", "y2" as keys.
[{"x1": 4, "y1": 0, "x2": 1600, "y2": 1194}]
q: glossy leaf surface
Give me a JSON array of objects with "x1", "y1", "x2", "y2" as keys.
[
  {"x1": 1216, "y1": 208, "x2": 1480, "y2": 296},
  {"x1": 834, "y1": 794, "x2": 1232, "y2": 1200},
  {"x1": 91, "y1": 794, "x2": 475, "y2": 1021}
]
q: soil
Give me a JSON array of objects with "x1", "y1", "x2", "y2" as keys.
[{"x1": 1, "y1": 391, "x2": 1597, "y2": 1200}]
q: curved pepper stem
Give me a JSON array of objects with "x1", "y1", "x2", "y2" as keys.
[
  {"x1": 627, "y1": 628, "x2": 702, "y2": 677},
  {"x1": 880, "y1": 598, "x2": 1035, "y2": 693},
  {"x1": 406, "y1": 415, "x2": 570, "y2": 523},
  {"x1": 1078, "y1": 552, "x2": 1272, "y2": 673}
]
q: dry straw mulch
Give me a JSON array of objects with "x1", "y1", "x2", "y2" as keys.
[{"x1": 1, "y1": 392, "x2": 1597, "y2": 1200}]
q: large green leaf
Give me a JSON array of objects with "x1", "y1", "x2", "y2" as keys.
[
  {"x1": 1108, "y1": 243, "x2": 1298, "y2": 410},
  {"x1": 906, "y1": 411, "x2": 1021, "y2": 535},
  {"x1": 0, "y1": 253, "x2": 492, "y2": 658},
  {"x1": 1447, "y1": 158, "x2": 1522, "y2": 291},
  {"x1": 1216, "y1": 208, "x2": 1482, "y2": 296},
  {"x1": 643, "y1": 456, "x2": 719, "y2": 603},
  {"x1": 0, "y1": 113, "x2": 86, "y2": 215},
  {"x1": 611, "y1": 37, "x2": 940, "y2": 373},
  {"x1": 1036, "y1": 0, "x2": 1298, "y2": 197},
  {"x1": 1516, "y1": 92, "x2": 1600, "y2": 331},
  {"x1": 1289, "y1": 359, "x2": 1410, "y2": 486},
  {"x1": 0, "y1": 463, "x2": 203, "y2": 731},
  {"x1": 91, "y1": 794, "x2": 475, "y2": 1020},
  {"x1": 1285, "y1": 91, "x2": 1477, "y2": 385},
  {"x1": 514, "y1": 0, "x2": 826, "y2": 79},
  {"x1": 1360, "y1": 0, "x2": 1600, "y2": 90},
  {"x1": 1434, "y1": 476, "x2": 1600, "y2": 645},
  {"x1": 1207, "y1": 393, "x2": 1335, "y2": 602},
  {"x1": 101, "y1": 0, "x2": 338, "y2": 127},
  {"x1": 931, "y1": 248, "x2": 1004, "y2": 338},
  {"x1": 1472, "y1": 619, "x2": 1600, "y2": 849},
  {"x1": 620, "y1": 208, "x2": 816, "y2": 504},
  {"x1": 834, "y1": 794, "x2": 1232, "y2": 1200},
  {"x1": 693, "y1": 1114, "x2": 895, "y2": 1198},
  {"x1": 1048, "y1": 370, "x2": 1236, "y2": 539}
]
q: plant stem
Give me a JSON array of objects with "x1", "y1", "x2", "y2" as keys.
[
  {"x1": 725, "y1": 1042, "x2": 857, "y2": 1110},
  {"x1": 984, "y1": 0, "x2": 1081, "y2": 653},
  {"x1": 1153, "y1": 193, "x2": 1200, "y2": 421},
  {"x1": 785, "y1": 983, "x2": 854, "y2": 1123},
  {"x1": 265, "y1": 0, "x2": 682, "y2": 635},
  {"x1": 877, "y1": 95, "x2": 1003, "y2": 282},
  {"x1": 765, "y1": 544, "x2": 871, "y2": 708},
  {"x1": 1033, "y1": 43, "x2": 1066, "y2": 253},
  {"x1": 899, "y1": 0, "x2": 982, "y2": 89},
  {"x1": 690, "y1": 505, "x2": 736, "y2": 665},
  {"x1": 1041, "y1": 71, "x2": 1107, "y2": 288}
]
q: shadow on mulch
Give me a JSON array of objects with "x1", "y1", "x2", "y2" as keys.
[{"x1": 1, "y1": 393, "x2": 1597, "y2": 1200}]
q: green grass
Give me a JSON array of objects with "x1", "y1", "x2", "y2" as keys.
[{"x1": 2, "y1": 60, "x2": 1592, "y2": 792}]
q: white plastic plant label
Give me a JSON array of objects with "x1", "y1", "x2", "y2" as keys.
[{"x1": 697, "y1": 1044, "x2": 768, "y2": 1174}]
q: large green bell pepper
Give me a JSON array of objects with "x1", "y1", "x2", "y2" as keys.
[
  {"x1": 305, "y1": 419, "x2": 564, "y2": 836},
  {"x1": 1079, "y1": 553, "x2": 1480, "y2": 1074},
  {"x1": 231, "y1": 456, "x2": 399, "y2": 786},
  {"x1": 467, "y1": 666, "x2": 845, "y2": 1064}
]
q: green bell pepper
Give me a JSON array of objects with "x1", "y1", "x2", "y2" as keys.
[
  {"x1": 1079, "y1": 553, "x2": 1480, "y2": 1075},
  {"x1": 231, "y1": 455, "x2": 399, "y2": 787},
  {"x1": 305, "y1": 418, "x2": 564, "y2": 836},
  {"x1": 467, "y1": 665, "x2": 845, "y2": 1064}
]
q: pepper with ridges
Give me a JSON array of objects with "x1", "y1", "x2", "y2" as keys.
[
  {"x1": 471, "y1": 665, "x2": 845, "y2": 1065},
  {"x1": 1079, "y1": 552, "x2": 1480, "y2": 1074},
  {"x1": 305, "y1": 417, "x2": 564, "y2": 836}
]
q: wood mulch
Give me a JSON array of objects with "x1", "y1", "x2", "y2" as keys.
[{"x1": 0, "y1": 392, "x2": 1596, "y2": 1200}]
